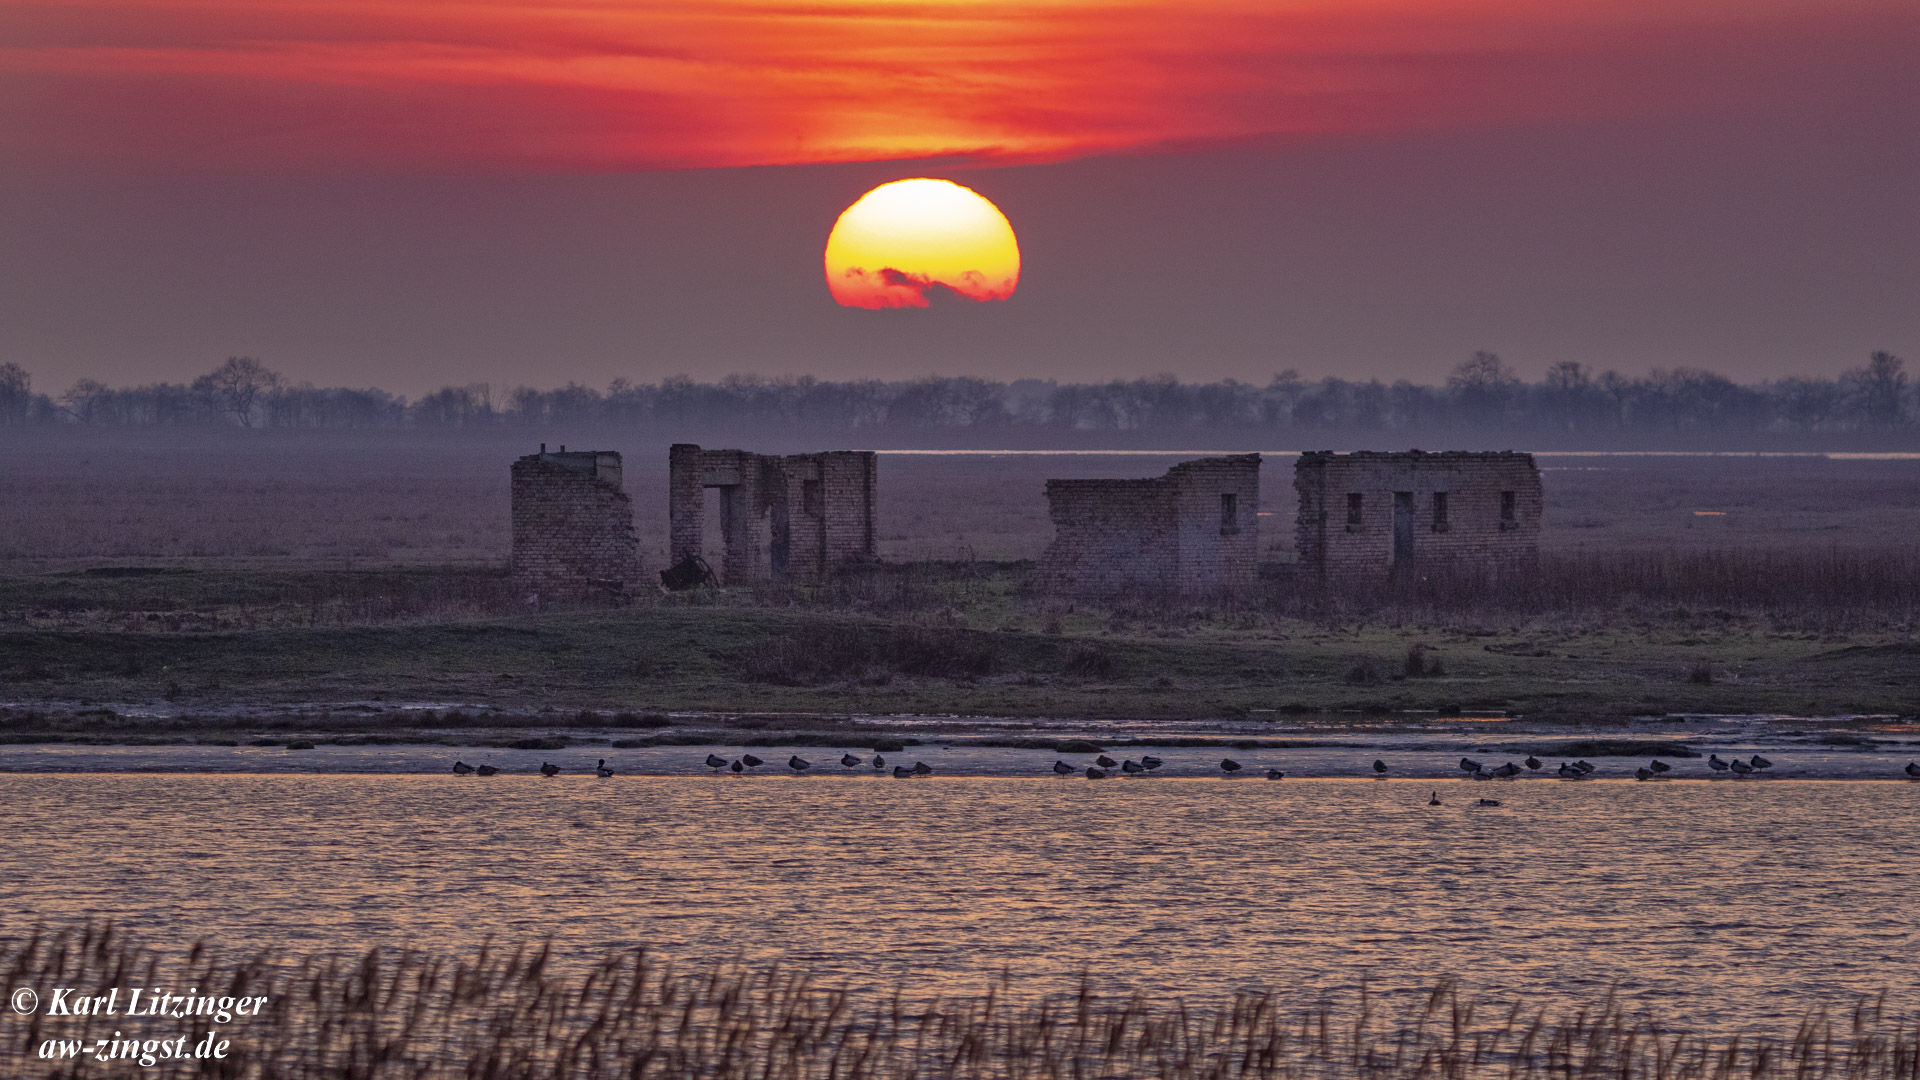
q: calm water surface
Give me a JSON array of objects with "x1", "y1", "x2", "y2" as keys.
[{"x1": 1, "y1": 776, "x2": 1915, "y2": 1029}]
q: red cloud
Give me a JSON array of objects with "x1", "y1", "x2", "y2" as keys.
[{"x1": 0, "y1": 0, "x2": 1913, "y2": 171}]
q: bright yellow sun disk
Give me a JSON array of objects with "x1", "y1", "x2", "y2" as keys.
[{"x1": 824, "y1": 179, "x2": 1020, "y2": 309}]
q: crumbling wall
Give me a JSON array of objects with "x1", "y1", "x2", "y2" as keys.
[
  {"x1": 511, "y1": 449, "x2": 639, "y2": 593},
  {"x1": 667, "y1": 444, "x2": 875, "y2": 584},
  {"x1": 1039, "y1": 455, "x2": 1260, "y2": 598},
  {"x1": 1294, "y1": 450, "x2": 1541, "y2": 581}
]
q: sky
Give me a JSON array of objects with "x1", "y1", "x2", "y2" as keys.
[{"x1": 1, "y1": 0, "x2": 1916, "y2": 396}]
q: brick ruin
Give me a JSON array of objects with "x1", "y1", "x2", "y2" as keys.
[
  {"x1": 1038, "y1": 455, "x2": 1261, "y2": 598},
  {"x1": 510, "y1": 446, "x2": 640, "y2": 594},
  {"x1": 1294, "y1": 450, "x2": 1541, "y2": 581},
  {"x1": 667, "y1": 444, "x2": 877, "y2": 584}
]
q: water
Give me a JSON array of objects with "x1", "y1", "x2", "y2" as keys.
[{"x1": 2, "y1": 775, "x2": 1915, "y2": 1030}]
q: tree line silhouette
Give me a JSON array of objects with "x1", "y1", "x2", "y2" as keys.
[{"x1": 0, "y1": 351, "x2": 1909, "y2": 439}]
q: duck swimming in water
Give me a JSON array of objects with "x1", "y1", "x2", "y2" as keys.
[
  {"x1": 913, "y1": 761, "x2": 932, "y2": 775},
  {"x1": 1525, "y1": 756, "x2": 1542, "y2": 771},
  {"x1": 596, "y1": 759, "x2": 614, "y2": 778},
  {"x1": 1428, "y1": 791, "x2": 1442, "y2": 806},
  {"x1": 1266, "y1": 768, "x2": 1286, "y2": 780}
]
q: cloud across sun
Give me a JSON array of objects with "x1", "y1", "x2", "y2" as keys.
[{"x1": 824, "y1": 180, "x2": 1020, "y2": 310}]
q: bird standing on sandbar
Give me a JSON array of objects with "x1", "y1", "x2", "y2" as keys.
[
  {"x1": 1635, "y1": 767, "x2": 1654, "y2": 781},
  {"x1": 892, "y1": 765, "x2": 914, "y2": 777},
  {"x1": 1525, "y1": 756, "x2": 1542, "y2": 771},
  {"x1": 841, "y1": 753, "x2": 861, "y2": 768},
  {"x1": 1730, "y1": 758, "x2": 1753, "y2": 776},
  {"x1": 1141, "y1": 755, "x2": 1165, "y2": 770},
  {"x1": 1373, "y1": 759, "x2": 1388, "y2": 775},
  {"x1": 872, "y1": 755, "x2": 885, "y2": 769},
  {"x1": 1906, "y1": 761, "x2": 1920, "y2": 778},
  {"x1": 742, "y1": 754, "x2": 765, "y2": 769},
  {"x1": 1459, "y1": 757, "x2": 1482, "y2": 773},
  {"x1": 1052, "y1": 760, "x2": 1074, "y2": 775},
  {"x1": 1266, "y1": 768, "x2": 1285, "y2": 780},
  {"x1": 1557, "y1": 762, "x2": 1582, "y2": 779},
  {"x1": 1750, "y1": 755, "x2": 1773, "y2": 771},
  {"x1": 1708, "y1": 754, "x2": 1731, "y2": 773},
  {"x1": 1086, "y1": 766, "x2": 1107, "y2": 779},
  {"x1": 476, "y1": 764, "x2": 498, "y2": 776},
  {"x1": 541, "y1": 762, "x2": 560, "y2": 777},
  {"x1": 705, "y1": 754, "x2": 727, "y2": 771},
  {"x1": 1220, "y1": 759, "x2": 1242, "y2": 773},
  {"x1": 913, "y1": 761, "x2": 932, "y2": 775},
  {"x1": 1122, "y1": 759, "x2": 1144, "y2": 775},
  {"x1": 452, "y1": 761, "x2": 475, "y2": 775},
  {"x1": 730, "y1": 759, "x2": 743, "y2": 773},
  {"x1": 1650, "y1": 760, "x2": 1672, "y2": 774},
  {"x1": 1096, "y1": 755, "x2": 1118, "y2": 769},
  {"x1": 788, "y1": 755, "x2": 810, "y2": 772}
]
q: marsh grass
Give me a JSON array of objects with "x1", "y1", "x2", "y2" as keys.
[{"x1": 4, "y1": 925, "x2": 1916, "y2": 1080}]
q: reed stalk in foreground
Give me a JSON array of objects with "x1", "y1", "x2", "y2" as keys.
[{"x1": 3, "y1": 924, "x2": 1915, "y2": 1080}]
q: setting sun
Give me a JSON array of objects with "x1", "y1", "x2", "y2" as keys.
[{"x1": 824, "y1": 179, "x2": 1020, "y2": 309}]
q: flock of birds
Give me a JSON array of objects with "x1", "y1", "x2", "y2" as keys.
[{"x1": 449, "y1": 754, "x2": 1920, "y2": 781}]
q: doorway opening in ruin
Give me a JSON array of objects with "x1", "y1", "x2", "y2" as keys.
[
  {"x1": 699, "y1": 487, "x2": 731, "y2": 581},
  {"x1": 1393, "y1": 491, "x2": 1415, "y2": 574}
]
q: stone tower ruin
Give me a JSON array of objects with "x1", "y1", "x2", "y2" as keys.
[
  {"x1": 667, "y1": 444, "x2": 877, "y2": 585},
  {"x1": 1294, "y1": 450, "x2": 1540, "y2": 581},
  {"x1": 510, "y1": 447, "x2": 640, "y2": 594},
  {"x1": 1038, "y1": 455, "x2": 1260, "y2": 598}
]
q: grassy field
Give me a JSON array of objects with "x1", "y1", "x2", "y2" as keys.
[
  {"x1": 0, "y1": 560, "x2": 1913, "y2": 739},
  {"x1": 2, "y1": 431, "x2": 1913, "y2": 738}
]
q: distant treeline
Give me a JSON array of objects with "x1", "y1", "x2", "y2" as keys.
[{"x1": 0, "y1": 352, "x2": 1911, "y2": 438}]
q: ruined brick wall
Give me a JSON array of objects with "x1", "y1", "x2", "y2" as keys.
[
  {"x1": 1039, "y1": 455, "x2": 1260, "y2": 598},
  {"x1": 666, "y1": 444, "x2": 875, "y2": 584},
  {"x1": 510, "y1": 450, "x2": 640, "y2": 592},
  {"x1": 1294, "y1": 450, "x2": 1541, "y2": 582}
]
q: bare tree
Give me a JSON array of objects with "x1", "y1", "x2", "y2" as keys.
[
  {"x1": 1845, "y1": 351, "x2": 1908, "y2": 429},
  {"x1": 192, "y1": 356, "x2": 284, "y2": 427},
  {"x1": 0, "y1": 362, "x2": 30, "y2": 423}
]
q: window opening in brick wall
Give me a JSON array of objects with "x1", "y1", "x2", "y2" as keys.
[
  {"x1": 1220, "y1": 492, "x2": 1239, "y2": 534},
  {"x1": 802, "y1": 478, "x2": 823, "y2": 518},
  {"x1": 1500, "y1": 490, "x2": 1517, "y2": 530},
  {"x1": 1346, "y1": 492, "x2": 1364, "y2": 531},
  {"x1": 1432, "y1": 491, "x2": 1449, "y2": 532}
]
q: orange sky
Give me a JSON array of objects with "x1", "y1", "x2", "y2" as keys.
[{"x1": 3, "y1": 0, "x2": 1914, "y2": 170}]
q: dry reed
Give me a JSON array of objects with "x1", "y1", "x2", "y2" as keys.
[{"x1": 4, "y1": 924, "x2": 1915, "y2": 1080}]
